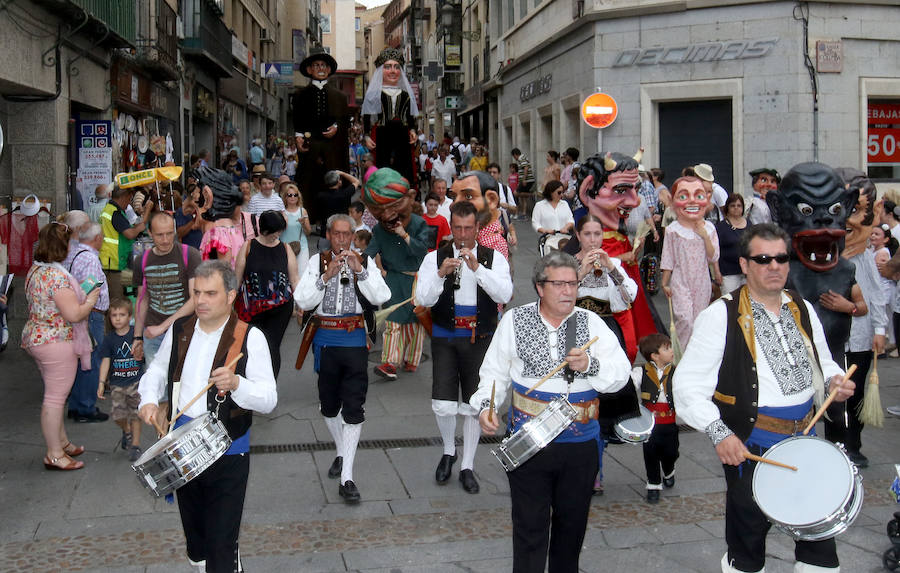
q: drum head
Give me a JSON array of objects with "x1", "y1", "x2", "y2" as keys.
[
  {"x1": 615, "y1": 405, "x2": 655, "y2": 443},
  {"x1": 752, "y1": 436, "x2": 854, "y2": 527}
]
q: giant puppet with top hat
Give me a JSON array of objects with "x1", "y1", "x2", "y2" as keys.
[{"x1": 291, "y1": 47, "x2": 350, "y2": 226}]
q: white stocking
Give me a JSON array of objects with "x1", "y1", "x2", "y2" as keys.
[
  {"x1": 794, "y1": 563, "x2": 838, "y2": 573},
  {"x1": 435, "y1": 414, "x2": 457, "y2": 456},
  {"x1": 721, "y1": 553, "x2": 764, "y2": 573},
  {"x1": 460, "y1": 415, "x2": 481, "y2": 471},
  {"x1": 341, "y1": 422, "x2": 363, "y2": 484},
  {"x1": 324, "y1": 416, "x2": 344, "y2": 459}
]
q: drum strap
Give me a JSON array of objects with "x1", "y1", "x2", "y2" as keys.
[{"x1": 563, "y1": 314, "x2": 577, "y2": 386}]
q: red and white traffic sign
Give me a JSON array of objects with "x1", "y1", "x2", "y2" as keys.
[{"x1": 582, "y1": 93, "x2": 618, "y2": 129}]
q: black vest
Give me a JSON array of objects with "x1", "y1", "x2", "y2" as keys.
[
  {"x1": 714, "y1": 288, "x2": 821, "y2": 441},
  {"x1": 431, "y1": 243, "x2": 497, "y2": 336},
  {"x1": 166, "y1": 313, "x2": 252, "y2": 441},
  {"x1": 640, "y1": 363, "x2": 675, "y2": 410}
]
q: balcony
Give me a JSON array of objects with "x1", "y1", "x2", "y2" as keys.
[
  {"x1": 135, "y1": 0, "x2": 178, "y2": 81},
  {"x1": 182, "y1": 0, "x2": 232, "y2": 78},
  {"x1": 31, "y1": 0, "x2": 136, "y2": 48}
]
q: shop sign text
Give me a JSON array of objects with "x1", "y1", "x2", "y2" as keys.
[
  {"x1": 520, "y1": 74, "x2": 552, "y2": 102},
  {"x1": 613, "y1": 38, "x2": 778, "y2": 68}
]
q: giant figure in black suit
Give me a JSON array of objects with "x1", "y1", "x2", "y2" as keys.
[{"x1": 291, "y1": 48, "x2": 349, "y2": 226}]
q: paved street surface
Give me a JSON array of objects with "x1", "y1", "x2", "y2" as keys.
[{"x1": 1, "y1": 221, "x2": 898, "y2": 572}]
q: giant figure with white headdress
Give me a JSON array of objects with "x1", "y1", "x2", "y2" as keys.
[{"x1": 362, "y1": 48, "x2": 420, "y2": 188}]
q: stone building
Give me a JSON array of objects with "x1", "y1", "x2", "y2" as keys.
[{"x1": 486, "y1": 0, "x2": 900, "y2": 194}]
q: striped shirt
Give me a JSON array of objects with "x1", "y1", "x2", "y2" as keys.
[
  {"x1": 517, "y1": 155, "x2": 535, "y2": 184},
  {"x1": 247, "y1": 193, "x2": 285, "y2": 216},
  {"x1": 63, "y1": 242, "x2": 110, "y2": 311}
]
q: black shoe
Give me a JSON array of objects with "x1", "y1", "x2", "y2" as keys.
[
  {"x1": 647, "y1": 489, "x2": 660, "y2": 504},
  {"x1": 459, "y1": 469, "x2": 480, "y2": 494},
  {"x1": 663, "y1": 476, "x2": 675, "y2": 488},
  {"x1": 67, "y1": 410, "x2": 77, "y2": 420},
  {"x1": 339, "y1": 480, "x2": 361, "y2": 503},
  {"x1": 327, "y1": 456, "x2": 343, "y2": 479},
  {"x1": 435, "y1": 453, "x2": 457, "y2": 484},
  {"x1": 847, "y1": 451, "x2": 869, "y2": 468},
  {"x1": 75, "y1": 409, "x2": 109, "y2": 423}
]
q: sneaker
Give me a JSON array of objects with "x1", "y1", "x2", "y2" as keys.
[
  {"x1": 128, "y1": 445, "x2": 142, "y2": 463},
  {"x1": 887, "y1": 405, "x2": 900, "y2": 417},
  {"x1": 374, "y1": 363, "x2": 397, "y2": 380},
  {"x1": 121, "y1": 431, "x2": 133, "y2": 451},
  {"x1": 402, "y1": 362, "x2": 417, "y2": 373},
  {"x1": 846, "y1": 451, "x2": 868, "y2": 468},
  {"x1": 592, "y1": 478, "x2": 604, "y2": 496}
]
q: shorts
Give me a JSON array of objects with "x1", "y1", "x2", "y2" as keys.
[{"x1": 111, "y1": 382, "x2": 141, "y2": 423}]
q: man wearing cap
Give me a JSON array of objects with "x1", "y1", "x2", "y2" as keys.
[
  {"x1": 693, "y1": 163, "x2": 729, "y2": 222},
  {"x1": 291, "y1": 47, "x2": 350, "y2": 228},
  {"x1": 361, "y1": 168, "x2": 431, "y2": 380},
  {"x1": 745, "y1": 168, "x2": 780, "y2": 225}
]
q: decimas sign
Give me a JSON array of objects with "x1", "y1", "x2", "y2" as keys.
[
  {"x1": 582, "y1": 93, "x2": 618, "y2": 129},
  {"x1": 867, "y1": 103, "x2": 900, "y2": 165}
]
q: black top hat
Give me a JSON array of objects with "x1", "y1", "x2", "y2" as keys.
[{"x1": 299, "y1": 48, "x2": 338, "y2": 79}]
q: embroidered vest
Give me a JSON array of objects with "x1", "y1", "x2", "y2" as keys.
[
  {"x1": 431, "y1": 243, "x2": 497, "y2": 336},
  {"x1": 714, "y1": 287, "x2": 822, "y2": 441}
]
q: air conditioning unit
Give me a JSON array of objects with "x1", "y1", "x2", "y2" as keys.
[{"x1": 260, "y1": 28, "x2": 274, "y2": 44}]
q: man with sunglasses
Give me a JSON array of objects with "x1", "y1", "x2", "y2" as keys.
[
  {"x1": 674, "y1": 223, "x2": 854, "y2": 573},
  {"x1": 472, "y1": 251, "x2": 630, "y2": 573}
]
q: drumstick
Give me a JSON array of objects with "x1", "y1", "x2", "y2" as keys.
[
  {"x1": 151, "y1": 418, "x2": 166, "y2": 438},
  {"x1": 802, "y1": 364, "x2": 857, "y2": 435},
  {"x1": 525, "y1": 337, "x2": 599, "y2": 396},
  {"x1": 489, "y1": 381, "x2": 496, "y2": 424},
  {"x1": 170, "y1": 353, "x2": 244, "y2": 427},
  {"x1": 743, "y1": 452, "x2": 797, "y2": 471}
]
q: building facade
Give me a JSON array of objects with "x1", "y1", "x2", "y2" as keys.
[{"x1": 487, "y1": 0, "x2": 900, "y2": 195}]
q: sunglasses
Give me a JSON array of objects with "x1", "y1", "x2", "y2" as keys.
[
  {"x1": 746, "y1": 254, "x2": 789, "y2": 265},
  {"x1": 286, "y1": 193, "x2": 299, "y2": 197}
]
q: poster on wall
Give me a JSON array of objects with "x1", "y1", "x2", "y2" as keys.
[
  {"x1": 868, "y1": 103, "x2": 900, "y2": 166},
  {"x1": 75, "y1": 121, "x2": 112, "y2": 210}
]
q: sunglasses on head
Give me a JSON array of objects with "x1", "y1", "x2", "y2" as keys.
[{"x1": 746, "y1": 254, "x2": 789, "y2": 265}]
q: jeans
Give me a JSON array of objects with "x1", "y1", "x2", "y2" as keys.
[
  {"x1": 69, "y1": 312, "x2": 105, "y2": 415},
  {"x1": 143, "y1": 332, "x2": 163, "y2": 366}
]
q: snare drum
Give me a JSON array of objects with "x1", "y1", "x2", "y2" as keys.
[
  {"x1": 492, "y1": 396, "x2": 577, "y2": 471},
  {"x1": 132, "y1": 413, "x2": 232, "y2": 497},
  {"x1": 613, "y1": 405, "x2": 655, "y2": 444},
  {"x1": 752, "y1": 436, "x2": 863, "y2": 541}
]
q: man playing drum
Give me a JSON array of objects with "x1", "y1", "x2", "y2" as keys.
[
  {"x1": 674, "y1": 224, "x2": 855, "y2": 573},
  {"x1": 137, "y1": 260, "x2": 278, "y2": 573},
  {"x1": 415, "y1": 201, "x2": 512, "y2": 494},
  {"x1": 294, "y1": 214, "x2": 392, "y2": 504},
  {"x1": 472, "y1": 251, "x2": 631, "y2": 573}
]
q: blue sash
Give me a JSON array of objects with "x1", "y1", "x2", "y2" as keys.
[
  {"x1": 509, "y1": 381, "x2": 598, "y2": 443},
  {"x1": 313, "y1": 313, "x2": 367, "y2": 372},
  {"x1": 433, "y1": 304, "x2": 478, "y2": 338},
  {"x1": 746, "y1": 398, "x2": 814, "y2": 450}
]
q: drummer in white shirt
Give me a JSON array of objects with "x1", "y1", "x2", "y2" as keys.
[
  {"x1": 472, "y1": 251, "x2": 630, "y2": 573},
  {"x1": 673, "y1": 224, "x2": 853, "y2": 573},
  {"x1": 138, "y1": 260, "x2": 277, "y2": 573}
]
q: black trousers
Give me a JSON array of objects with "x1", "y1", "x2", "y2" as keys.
[
  {"x1": 431, "y1": 336, "x2": 491, "y2": 402},
  {"x1": 507, "y1": 439, "x2": 598, "y2": 573},
  {"x1": 250, "y1": 301, "x2": 294, "y2": 378},
  {"x1": 642, "y1": 423, "x2": 679, "y2": 486},
  {"x1": 823, "y1": 350, "x2": 871, "y2": 453},
  {"x1": 318, "y1": 345, "x2": 368, "y2": 424},
  {"x1": 723, "y1": 445, "x2": 838, "y2": 571},
  {"x1": 176, "y1": 453, "x2": 250, "y2": 573}
]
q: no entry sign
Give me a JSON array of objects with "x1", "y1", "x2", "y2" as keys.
[{"x1": 582, "y1": 93, "x2": 618, "y2": 129}]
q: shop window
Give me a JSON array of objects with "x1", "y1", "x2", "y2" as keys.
[{"x1": 867, "y1": 99, "x2": 900, "y2": 180}]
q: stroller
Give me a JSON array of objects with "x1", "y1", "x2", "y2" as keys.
[
  {"x1": 884, "y1": 464, "x2": 900, "y2": 570},
  {"x1": 538, "y1": 232, "x2": 571, "y2": 257}
]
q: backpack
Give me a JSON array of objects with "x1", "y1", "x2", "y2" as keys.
[{"x1": 450, "y1": 143, "x2": 463, "y2": 165}]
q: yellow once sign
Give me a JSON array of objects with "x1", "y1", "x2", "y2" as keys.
[{"x1": 115, "y1": 166, "x2": 183, "y2": 189}]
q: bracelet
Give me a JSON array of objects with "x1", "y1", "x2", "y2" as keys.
[{"x1": 133, "y1": 336, "x2": 143, "y2": 341}]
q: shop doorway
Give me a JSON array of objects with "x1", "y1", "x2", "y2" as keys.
[{"x1": 658, "y1": 99, "x2": 733, "y2": 192}]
